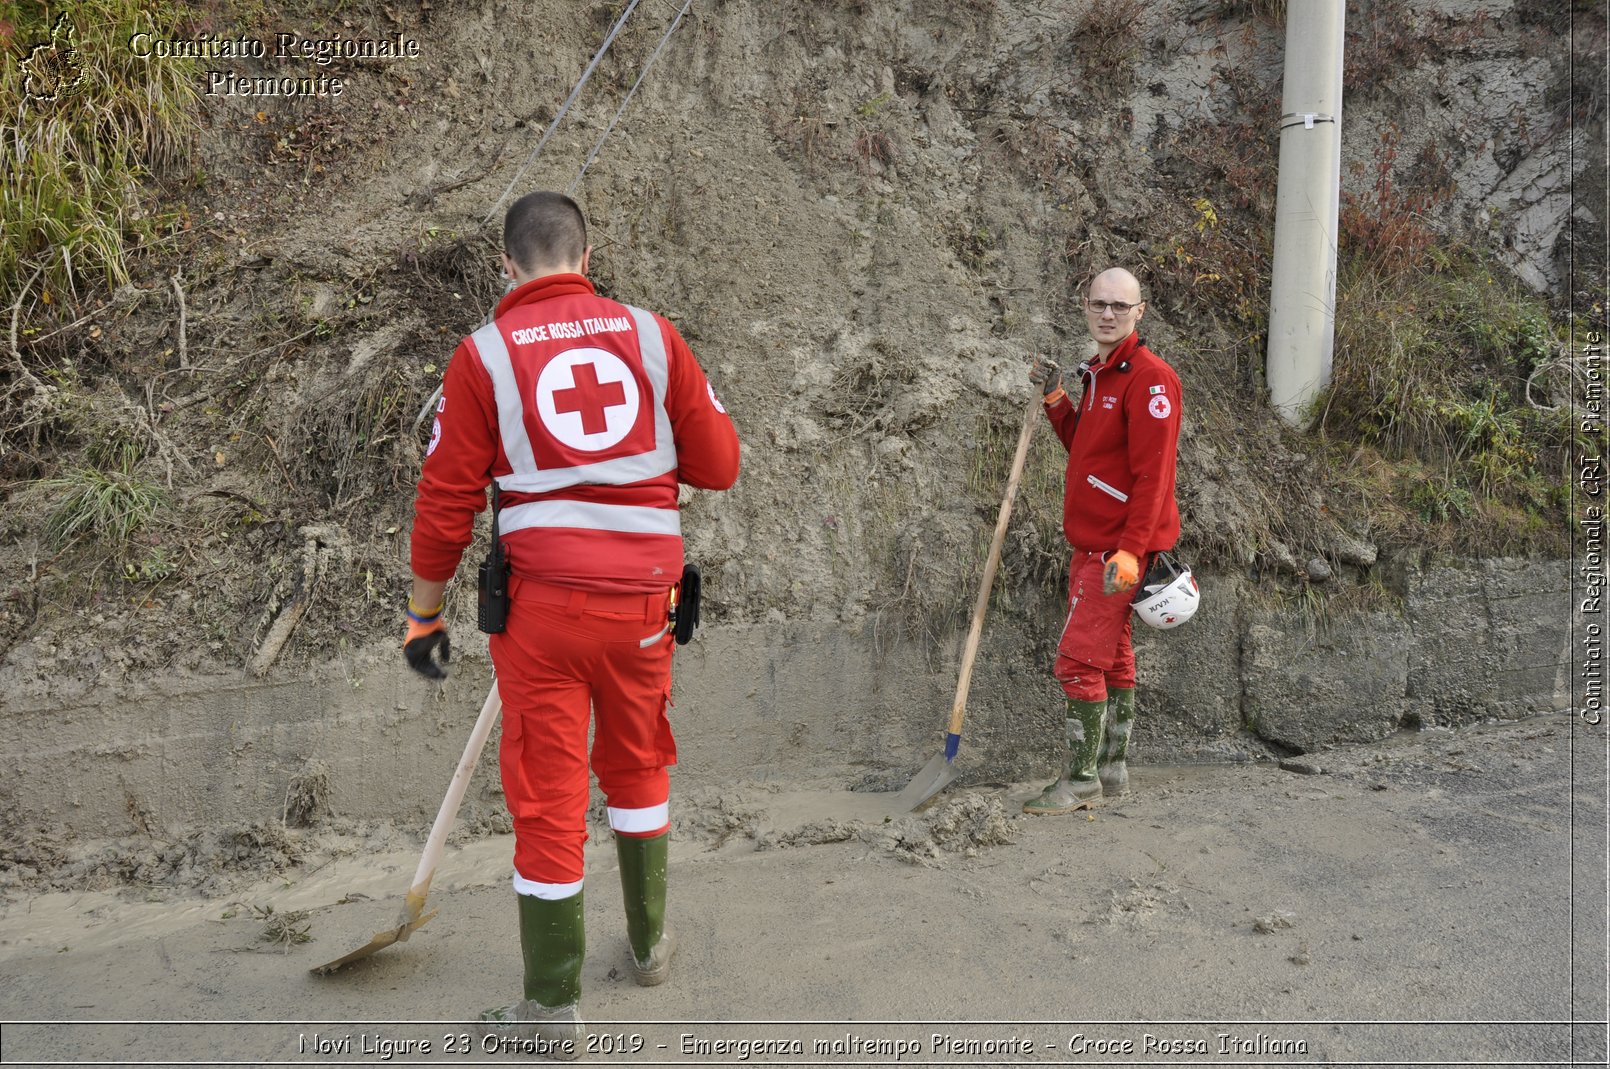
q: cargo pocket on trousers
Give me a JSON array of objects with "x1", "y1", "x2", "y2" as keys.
[
  {"x1": 656, "y1": 683, "x2": 678, "y2": 766},
  {"x1": 498, "y1": 701, "x2": 527, "y2": 805}
]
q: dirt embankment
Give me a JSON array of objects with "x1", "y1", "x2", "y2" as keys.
[
  {"x1": 0, "y1": 0, "x2": 1592, "y2": 699},
  {"x1": 0, "y1": 3, "x2": 1604, "y2": 1063}
]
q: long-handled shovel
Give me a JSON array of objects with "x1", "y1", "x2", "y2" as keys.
[
  {"x1": 893, "y1": 394, "x2": 1039, "y2": 812},
  {"x1": 312, "y1": 682, "x2": 502, "y2": 974}
]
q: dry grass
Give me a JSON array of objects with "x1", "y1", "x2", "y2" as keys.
[
  {"x1": 1069, "y1": 0, "x2": 1148, "y2": 88},
  {"x1": 1319, "y1": 250, "x2": 1575, "y2": 540}
]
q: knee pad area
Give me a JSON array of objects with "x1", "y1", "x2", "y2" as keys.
[{"x1": 1054, "y1": 655, "x2": 1108, "y2": 703}]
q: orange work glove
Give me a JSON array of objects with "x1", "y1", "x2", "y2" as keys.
[
  {"x1": 1103, "y1": 550, "x2": 1140, "y2": 596},
  {"x1": 403, "y1": 597, "x2": 450, "y2": 679},
  {"x1": 1028, "y1": 356, "x2": 1063, "y2": 397}
]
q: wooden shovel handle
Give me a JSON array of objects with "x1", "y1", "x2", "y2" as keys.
[
  {"x1": 948, "y1": 395, "x2": 1039, "y2": 737},
  {"x1": 401, "y1": 682, "x2": 501, "y2": 923}
]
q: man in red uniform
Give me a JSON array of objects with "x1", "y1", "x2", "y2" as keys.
[
  {"x1": 1025, "y1": 267, "x2": 1182, "y2": 814},
  {"x1": 404, "y1": 191, "x2": 740, "y2": 1046}
]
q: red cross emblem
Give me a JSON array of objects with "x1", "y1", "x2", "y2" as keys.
[
  {"x1": 552, "y1": 362, "x2": 626, "y2": 435},
  {"x1": 535, "y1": 348, "x2": 642, "y2": 453}
]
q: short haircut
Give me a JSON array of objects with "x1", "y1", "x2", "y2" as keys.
[
  {"x1": 503, "y1": 191, "x2": 587, "y2": 274},
  {"x1": 1086, "y1": 267, "x2": 1144, "y2": 302}
]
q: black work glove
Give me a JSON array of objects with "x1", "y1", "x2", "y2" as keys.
[
  {"x1": 1029, "y1": 356, "x2": 1062, "y2": 396},
  {"x1": 404, "y1": 599, "x2": 451, "y2": 680}
]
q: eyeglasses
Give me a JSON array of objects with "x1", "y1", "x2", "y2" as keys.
[{"x1": 1086, "y1": 299, "x2": 1142, "y2": 315}]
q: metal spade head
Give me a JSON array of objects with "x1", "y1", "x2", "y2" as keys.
[
  {"x1": 309, "y1": 908, "x2": 439, "y2": 975},
  {"x1": 890, "y1": 752, "x2": 960, "y2": 814}
]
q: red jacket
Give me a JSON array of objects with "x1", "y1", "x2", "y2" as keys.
[
  {"x1": 410, "y1": 275, "x2": 740, "y2": 592},
  {"x1": 1044, "y1": 331, "x2": 1181, "y2": 558}
]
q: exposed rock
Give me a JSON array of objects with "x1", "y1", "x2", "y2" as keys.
[
  {"x1": 1405, "y1": 559, "x2": 1574, "y2": 725},
  {"x1": 1243, "y1": 614, "x2": 1411, "y2": 753},
  {"x1": 1333, "y1": 533, "x2": 1378, "y2": 568}
]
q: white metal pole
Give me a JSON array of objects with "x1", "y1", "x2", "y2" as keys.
[{"x1": 1266, "y1": 0, "x2": 1346, "y2": 428}]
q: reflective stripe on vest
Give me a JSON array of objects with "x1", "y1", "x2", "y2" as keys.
[
  {"x1": 501, "y1": 498, "x2": 681, "y2": 537},
  {"x1": 473, "y1": 304, "x2": 677, "y2": 494}
]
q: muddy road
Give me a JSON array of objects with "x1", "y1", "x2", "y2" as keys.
[{"x1": 2, "y1": 712, "x2": 1605, "y2": 1066}]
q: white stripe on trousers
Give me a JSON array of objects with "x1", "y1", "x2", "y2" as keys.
[
  {"x1": 608, "y1": 802, "x2": 669, "y2": 834},
  {"x1": 512, "y1": 873, "x2": 585, "y2": 900}
]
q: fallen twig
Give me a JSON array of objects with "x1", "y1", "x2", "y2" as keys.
[
  {"x1": 170, "y1": 324, "x2": 321, "y2": 412},
  {"x1": 170, "y1": 269, "x2": 189, "y2": 370},
  {"x1": 7, "y1": 265, "x2": 47, "y2": 389},
  {"x1": 259, "y1": 433, "x2": 297, "y2": 494},
  {"x1": 251, "y1": 590, "x2": 311, "y2": 678},
  {"x1": 251, "y1": 526, "x2": 339, "y2": 676}
]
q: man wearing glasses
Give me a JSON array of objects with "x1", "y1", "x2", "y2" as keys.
[{"x1": 1025, "y1": 267, "x2": 1183, "y2": 814}]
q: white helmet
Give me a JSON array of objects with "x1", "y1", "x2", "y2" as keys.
[{"x1": 1131, "y1": 552, "x2": 1200, "y2": 630}]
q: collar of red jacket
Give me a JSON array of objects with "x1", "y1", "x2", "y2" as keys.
[
  {"x1": 496, "y1": 273, "x2": 595, "y2": 317},
  {"x1": 1089, "y1": 329, "x2": 1141, "y2": 371}
]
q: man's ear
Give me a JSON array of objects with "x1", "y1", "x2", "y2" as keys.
[
  {"x1": 579, "y1": 245, "x2": 592, "y2": 275},
  {"x1": 500, "y1": 252, "x2": 515, "y2": 280}
]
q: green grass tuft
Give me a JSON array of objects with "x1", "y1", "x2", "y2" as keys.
[
  {"x1": 1, "y1": 1, "x2": 199, "y2": 303},
  {"x1": 1317, "y1": 248, "x2": 1580, "y2": 546},
  {"x1": 39, "y1": 464, "x2": 168, "y2": 550}
]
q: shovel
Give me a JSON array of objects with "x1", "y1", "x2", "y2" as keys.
[
  {"x1": 312, "y1": 682, "x2": 502, "y2": 974},
  {"x1": 893, "y1": 393, "x2": 1039, "y2": 812}
]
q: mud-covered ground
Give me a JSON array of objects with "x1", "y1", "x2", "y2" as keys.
[{"x1": 2, "y1": 712, "x2": 1605, "y2": 1066}]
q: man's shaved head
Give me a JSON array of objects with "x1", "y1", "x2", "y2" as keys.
[
  {"x1": 503, "y1": 191, "x2": 588, "y2": 276},
  {"x1": 1088, "y1": 267, "x2": 1143, "y2": 303}
]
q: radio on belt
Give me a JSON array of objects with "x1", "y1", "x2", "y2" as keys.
[{"x1": 477, "y1": 484, "x2": 509, "y2": 634}]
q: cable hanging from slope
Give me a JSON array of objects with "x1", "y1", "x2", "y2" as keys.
[
  {"x1": 567, "y1": 0, "x2": 695, "y2": 196},
  {"x1": 482, "y1": 0, "x2": 644, "y2": 226},
  {"x1": 416, "y1": 1, "x2": 694, "y2": 434}
]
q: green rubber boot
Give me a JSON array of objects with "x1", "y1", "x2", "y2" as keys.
[
  {"x1": 1099, "y1": 687, "x2": 1136, "y2": 796},
  {"x1": 478, "y1": 891, "x2": 585, "y2": 1061},
  {"x1": 1023, "y1": 698, "x2": 1107, "y2": 815},
  {"x1": 617, "y1": 832, "x2": 675, "y2": 986}
]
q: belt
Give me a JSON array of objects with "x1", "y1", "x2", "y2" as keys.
[{"x1": 511, "y1": 576, "x2": 670, "y2": 623}]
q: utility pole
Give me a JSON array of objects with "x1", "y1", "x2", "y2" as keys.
[{"x1": 1266, "y1": 0, "x2": 1346, "y2": 428}]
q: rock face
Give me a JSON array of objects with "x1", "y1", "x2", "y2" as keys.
[
  {"x1": 1243, "y1": 613, "x2": 1413, "y2": 753},
  {"x1": 0, "y1": 555, "x2": 1572, "y2": 841},
  {"x1": 1123, "y1": 556, "x2": 1573, "y2": 761},
  {"x1": 1404, "y1": 559, "x2": 1575, "y2": 726}
]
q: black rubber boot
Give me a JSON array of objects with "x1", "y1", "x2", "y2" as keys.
[
  {"x1": 1023, "y1": 698, "x2": 1107, "y2": 814},
  {"x1": 1099, "y1": 687, "x2": 1136, "y2": 796},
  {"x1": 616, "y1": 832, "x2": 675, "y2": 986}
]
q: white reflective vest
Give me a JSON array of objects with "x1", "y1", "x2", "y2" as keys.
[{"x1": 471, "y1": 303, "x2": 682, "y2": 582}]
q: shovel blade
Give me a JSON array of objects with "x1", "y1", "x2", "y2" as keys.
[
  {"x1": 891, "y1": 752, "x2": 959, "y2": 813},
  {"x1": 309, "y1": 908, "x2": 439, "y2": 975}
]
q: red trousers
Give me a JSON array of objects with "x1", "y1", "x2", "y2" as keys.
[
  {"x1": 489, "y1": 577, "x2": 677, "y2": 897},
  {"x1": 1053, "y1": 549, "x2": 1142, "y2": 702}
]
